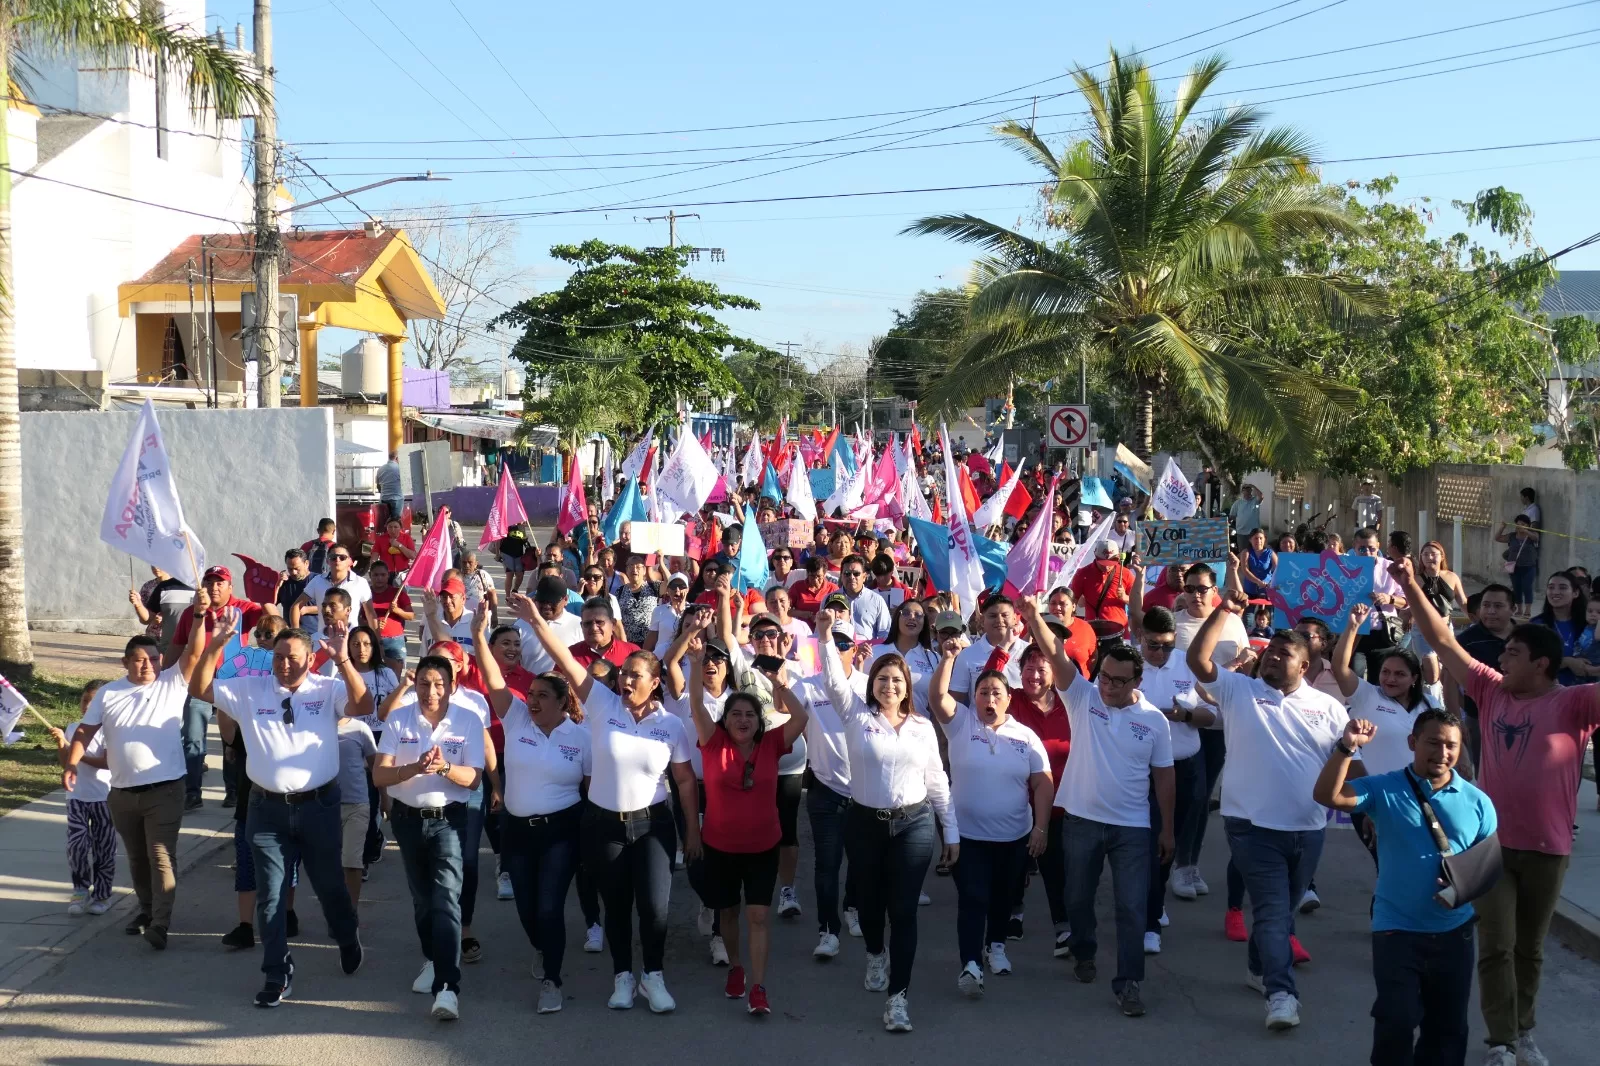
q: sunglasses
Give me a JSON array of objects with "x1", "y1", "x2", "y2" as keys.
[
  {"x1": 280, "y1": 696, "x2": 295, "y2": 726},
  {"x1": 842, "y1": 570, "x2": 865, "y2": 578},
  {"x1": 1182, "y1": 584, "x2": 1213, "y2": 594},
  {"x1": 741, "y1": 759, "x2": 756, "y2": 791},
  {"x1": 751, "y1": 628, "x2": 781, "y2": 641},
  {"x1": 331, "y1": 554, "x2": 352, "y2": 561}
]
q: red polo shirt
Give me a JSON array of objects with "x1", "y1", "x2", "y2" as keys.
[
  {"x1": 1069, "y1": 560, "x2": 1134, "y2": 626},
  {"x1": 1009, "y1": 688, "x2": 1071, "y2": 812},
  {"x1": 567, "y1": 638, "x2": 641, "y2": 670},
  {"x1": 788, "y1": 579, "x2": 839, "y2": 622},
  {"x1": 173, "y1": 596, "x2": 267, "y2": 658}
]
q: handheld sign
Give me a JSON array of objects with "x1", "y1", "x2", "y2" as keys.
[{"x1": 1138, "y1": 517, "x2": 1229, "y2": 564}]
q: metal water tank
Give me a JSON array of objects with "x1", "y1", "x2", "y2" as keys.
[{"x1": 342, "y1": 338, "x2": 386, "y2": 396}]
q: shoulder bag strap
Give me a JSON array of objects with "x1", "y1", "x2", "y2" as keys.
[{"x1": 1402, "y1": 767, "x2": 1455, "y2": 856}]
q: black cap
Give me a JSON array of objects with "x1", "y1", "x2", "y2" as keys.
[
  {"x1": 534, "y1": 575, "x2": 568, "y2": 605},
  {"x1": 704, "y1": 636, "x2": 731, "y2": 660}
]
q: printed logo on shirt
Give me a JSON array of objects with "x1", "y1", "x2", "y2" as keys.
[
  {"x1": 1128, "y1": 722, "x2": 1153, "y2": 742},
  {"x1": 1253, "y1": 697, "x2": 1279, "y2": 710},
  {"x1": 255, "y1": 705, "x2": 278, "y2": 718},
  {"x1": 1173, "y1": 681, "x2": 1193, "y2": 694},
  {"x1": 517, "y1": 735, "x2": 539, "y2": 747},
  {"x1": 558, "y1": 744, "x2": 583, "y2": 762},
  {"x1": 299, "y1": 699, "x2": 326, "y2": 716},
  {"x1": 647, "y1": 728, "x2": 673, "y2": 742},
  {"x1": 1009, "y1": 738, "x2": 1030, "y2": 756},
  {"x1": 1300, "y1": 708, "x2": 1325, "y2": 726},
  {"x1": 1089, "y1": 704, "x2": 1111, "y2": 722},
  {"x1": 607, "y1": 717, "x2": 630, "y2": 730}
]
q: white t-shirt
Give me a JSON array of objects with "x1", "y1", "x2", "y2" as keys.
[
  {"x1": 870, "y1": 642, "x2": 940, "y2": 718},
  {"x1": 583, "y1": 685, "x2": 695, "y2": 812},
  {"x1": 212, "y1": 673, "x2": 352, "y2": 794},
  {"x1": 663, "y1": 686, "x2": 728, "y2": 778},
  {"x1": 1138, "y1": 657, "x2": 1204, "y2": 761},
  {"x1": 500, "y1": 700, "x2": 592, "y2": 817},
  {"x1": 64, "y1": 719, "x2": 111, "y2": 802},
  {"x1": 1175, "y1": 609, "x2": 1250, "y2": 668},
  {"x1": 649, "y1": 602, "x2": 684, "y2": 658},
  {"x1": 336, "y1": 718, "x2": 376, "y2": 803},
  {"x1": 1054, "y1": 672, "x2": 1174, "y2": 829},
  {"x1": 516, "y1": 613, "x2": 585, "y2": 675},
  {"x1": 80, "y1": 666, "x2": 191, "y2": 789},
  {"x1": 1348, "y1": 679, "x2": 1426, "y2": 776},
  {"x1": 378, "y1": 700, "x2": 487, "y2": 808},
  {"x1": 796, "y1": 669, "x2": 869, "y2": 798},
  {"x1": 942, "y1": 704, "x2": 1048, "y2": 843},
  {"x1": 951, "y1": 634, "x2": 1030, "y2": 700},
  {"x1": 1205, "y1": 669, "x2": 1351, "y2": 832},
  {"x1": 434, "y1": 611, "x2": 477, "y2": 652},
  {"x1": 302, "y1": 572, "x2": 373, "y2": 630}
]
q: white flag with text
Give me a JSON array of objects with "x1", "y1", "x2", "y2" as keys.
[{"x1": 99, "y1": 399, "x2": 206, "y2": 584}]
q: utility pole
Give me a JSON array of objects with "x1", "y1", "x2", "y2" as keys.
[
  {"x1": 641, "y1": 210, "x2": 724, "y2": 261},
  {"x1": 251, "y1": 0, "x2": 281, "y2": 407}
]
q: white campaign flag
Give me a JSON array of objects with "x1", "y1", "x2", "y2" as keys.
[
  {"x1": 787, "y1": 455, "x2": 817, "y2": 521},
  {"x1": 1054, "y1": 510, "x2": 1117, "y2": 591},
  {"x1": 600, "y1": 443, "x2": 616, "y2": 505},
  {"x1": 656, "y1": 428, "x2": 719, "y2": 515},
  {"x1": 740, "y1": 433, "x2": 763, "y2": 488},
  {"x1": 972, "y1": 458, "x2": 1026, "y2": 529},
  {"x1": 983, "y1": 435, "x2": 1005, "y2": 467},
  {"x1": 824, "y1": 448, "x2": 868, "y2": 515},
  {"x1": 940, "y1": 423, "x2": 986, "y2": 615},
  {"x1": 0, "y1": 675, "x2": 29, "y2": 745},
  {"x1": 900, "y1": 466, "x2": 931, "y2": 520},
  {"x1": 620, "y1": 429, "x2": 655, "y2": 482},
  {"x1": 99, "y1": 399, "x2": 206, "y2": 584},
  {"x1": 1152, "y1": 456, "x2": 1199, "y2": 520}
]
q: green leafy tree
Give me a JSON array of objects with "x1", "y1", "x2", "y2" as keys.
[
  {"x1": 492, "y1": 240, "x2": 769, "y2": 426},
  {"x1": 868, "y1": 287, "x2": 969, "y2": 404},
  {"x1": 524, "y1": 336, "x2": 650, "y2": 447},
  {"x1": 907, "y1": 48, "x2": 1370, "y2": 466},
  {"x1": 0, "y1": 1, "x2": 265, "y2": 675},
  {"x1": 1554, "y1": 313, "x2": 1600, "y2": 470}
]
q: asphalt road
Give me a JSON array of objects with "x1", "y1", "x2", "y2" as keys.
[{"x1": 4, "y1": 812, "x2": 1599, "y2": 1066}]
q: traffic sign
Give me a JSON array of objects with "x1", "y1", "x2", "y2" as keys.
[{"x1": 1047, "y1": 405, "x2": 1091, "y2": 447}]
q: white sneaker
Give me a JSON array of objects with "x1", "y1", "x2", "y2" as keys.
[
  {"x1": 985, "y1": 942, "x2": 1012, "y2": 975},
  {"x1": 1265, "y1": 991, "x2": 1301, "y2": 1030},
  {"x1": 813, "y1": 932, "x2": 841, "y2": 959},
  {"x1": 67, "y1": 889, "x2": 88, "y2": 916},
  {"x1": 496, "y1": 871, "x2": 514, "y2": 901},
  {"x1": 917, "y1": 891, "x2": 932, "y2": 906},
  {"x1": 698, "y1": 906, "x2": 715, "y2": 937},
  {"x1": 87, "y1": 899, "x2": 111, "y2": 915},
  {"x1": 1190, "y1": 867, "x2": 1210, "y2": 895},
  {"x1": 883, "y1": 991, "x2": 913, "y2": 1032},
  {"x1": 1158, "y1": 907, "x2": 1169, "y2": 928},
  {"x1": 431, "y1": 989, "x2": 460, "y2": 1020},
  {"x1": 957, "y1": 961, "x2": 984, "y2": 998},
  {"x1": 537, "y1": 978, "x2": 562, "y2": 1014},
  {"x1": 778, "y1": 885, "x2": 802, "y2": 917},
  {"x1": 608, "y1": 971, "x2": 636, "y2": 1009},
  {"x1": 412, "y1": 961, "x2": 435, "y2": 994},
  {"x1": 1245, "y1": 970, "x2": 1265, "y2": 994},
  {"x1": 845, "y1": 907, "x2": 863, "y2": 937},
  {"x1": 864, "y1": 950, "x2": 890, "y2": 992},
  {"x1": 709, "y1": 934, "x2": 729, "y2": 966},
  {"x1": 1484, "y1": 1047, "x2": 1518, "y2": 1066},
  {"x1": 1169, "y1": 866, "x2": 1197, "y2": 901},
  {"x1": 1298, "y1": 888, "x2": 1321, "y2": 914},
  {"x1": 583, "y1": 923, "x2": 604, "y2": 953},
  {"x1": 1515, "y1": 1032, "x2": 1551, "y2": 1066},
  {"x1": 1144, "y1": 931, "x2": 1162, "y2": 954},
  {"x1": 639, "y1": 970, "x2": 676, "y2": 1013}
]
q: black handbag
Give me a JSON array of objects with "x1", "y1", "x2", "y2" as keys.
[{"x1": 1403, "y1": 768, "x2": 1502, "y2": 909}]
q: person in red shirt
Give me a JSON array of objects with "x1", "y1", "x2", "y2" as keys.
[
  {"x1": 788, "y1": 557, "x2": 838, "y2": 624},
  {"x1": 366, "y1": 561, "x2": 413, "y2": 675},
  {"x1": 1142, "y1": 563, "x2": 1185, "y2": 612},
  {"x1": 1044, "y1": 587, "x2": 1097, "y2": 679},
  {"x1": 1006, "y1": 643, "x2": 1073, "y2": 956},
  {"x1": 1069, "y1": 542, "x2": 1135, "y2": 629},
  {"x1": 686, "y1": 648, "x2": 809, "y2": 1016},
  {"x1": 372, "y1": 517, "x2": 416, "y2": 578},
  {"x1": 567, "y1": 599, "x2": 641, "y2": 670}
]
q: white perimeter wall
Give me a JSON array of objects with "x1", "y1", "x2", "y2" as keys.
[{"x1": 21, "y1": 408, "x2": 335, "y2": 634}]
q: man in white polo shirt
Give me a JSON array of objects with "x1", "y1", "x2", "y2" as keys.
[
  {"x1": 190, "y1": 609, "x2": 371, "y2": 1009},
  {"x1": 951, "y1": 594, "x2": 1029, "y2": 704},
  {"x1": 1021, "y1": 596, "x2": 1174, "y2": 1020},
  {"x1": 1187, "y1": 591, "x2": 1350, "y2": 1033},
  {"x1": 65, "y1": 624, "x2": 209, "y2": 950}
]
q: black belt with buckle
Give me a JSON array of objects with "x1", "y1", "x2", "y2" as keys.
[
  {"x1": 114, "y1": 777, "x2": 184, "y2": 795},
  {"x1": 511, "y1": 802, "x2": 583, "y2": 827},
  {"x1": 859, "y1": 800, "x2": 928, "y2": 822},
  {"x1": 406, "y1": 801, "x2": 468, "y2": 820},
  {"x1": 251, "y1": 782, "x2": 336, "y2": 805},
  {"x1": 593, "y1": 800, "x2": 669, "y2": 821}
]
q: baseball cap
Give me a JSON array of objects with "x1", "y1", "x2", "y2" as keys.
[
  {"x1": 704, "y1": 636, "x2": 731, "y2": 661},
  {"x1": 749, "y1": 612, "x2": 782, "y2": 631},
  {"x1": 441, "y1": 576, "x2": 466, "y2": 596},
  {"x1": 667, "y1": 571, "x2": 690, "y2": 587},
  {"x1": 823, "y1": 592, "x2": 850, "y2": 612},
  {"x1": 534, "y1": 575, "x2": 569, "y2": 605},
  {"x1": 1094, "y1": 541, "x2": 1116, "y2": 557},
  {"x1": 1043, "y1": 614, "x2": 1072, "y2": 638},
  {"x1": 203, "y1": 565, "x2": 232, "y2": 583},
  {"x1": 934, "y1": 610, "x2": 965, "y2": 634}
]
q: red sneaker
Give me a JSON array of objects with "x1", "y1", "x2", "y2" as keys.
[
  {"x1": 747, "y1": 983, "x2": 771, "y2": 1016},
  {"x1": 725, "y1": 965, "x2": 746, "y2": 999},
  {"x1": 1224, "y1": 907, "x2": 1247, "y2": 942},
  {"x1": 1290, "y1": 935, "x2": 1311, "y2": 965}
]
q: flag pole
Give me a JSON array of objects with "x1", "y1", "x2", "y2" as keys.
[
  {"x1": 25, "y1": 704, "x2": 56, "y2": 730},
  {"x1": 182, "y1": 531, "x2": 202, "y2": 587}
]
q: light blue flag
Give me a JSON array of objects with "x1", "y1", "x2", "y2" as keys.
[
  {"x1": 734, "y1": 503, "x2": 770, "y2": 593},
  {"x1": 809, "y1": 466, "x2": 836, "y2": 506},
  {"x1": 908, "y1": 515, "x2": 951, "y2": 591},
  {"x1": 1080, "y1": 476, "x2": 1116, "y2": 510},
  {"x1": 971, "y1": 531, "x2": 1009, "y2": 592},
  {"x1": 600, "y1": 478, "x2": 647, "y2": 544},
  {"x1": 830, "y1": 432, "x2": 858, "y2": 477},
  {"x1": 760, "y1": 462, "x2": 782, "y2": 503}
]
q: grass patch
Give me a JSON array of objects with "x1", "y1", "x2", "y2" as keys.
[{"x1": 1, "y1": 673, "x2": 97, "y2": 816}]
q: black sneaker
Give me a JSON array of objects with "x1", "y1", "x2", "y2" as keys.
[
  {"x1": 286, "y1": 909, "x2": 299, "y2": 938},
  {"x1": 340, "y1": 933, "x2": 364, "y2": 975},
  {"x1": 184, "y1": 794, "x2": 204, "y2": 811},
  {"x1": 1118, "y1": 980, "x2": 1146, "y2": 1017},
  {"x1": 144, "y1": 925, "x2": 169, "y2": 951},
  {"x1": 255, "y1": 978, "x2": 290, "y2": 1008},
  {"x1": 221, "y1": 922, "x2": 255, "y2": 950},
  {"x1": 221, "y1": 793, "x2": 236, "y2": 808},
  {"x1": 1053, "y1": 931, "x2": 1072, "y2": 958},
  {"x1": 1074, "y1": 958, "x2": 1097, "y2": 983},
  {"x1": 1007, "y1": 916, "x2": 1024, "y2": 941},
  {"x1": 461, "y1": 937, "x2": 482, "y2": 964},
  {"x1": 125, "y1": 913, "x2": 151, "y2": 936}
]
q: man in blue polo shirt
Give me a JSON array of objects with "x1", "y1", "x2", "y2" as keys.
[{"x1": 1314, "y1": 708, "x2": 1497, "y2": 1066}]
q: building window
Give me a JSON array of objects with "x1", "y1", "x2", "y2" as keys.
[{"x1": 162, "y1": 318, "x2": 189, "y2": 380}]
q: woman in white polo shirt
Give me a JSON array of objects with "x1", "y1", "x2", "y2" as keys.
[
  {"x1": 816, "y1": 606, "x2": 958, "y2": 1034},
  {"x1": 516, "y1": 592, "x2": 700, "y2": 1016},
  {"x1": 372, "y1": 655, "x2": 487, "y2": 1023},
  {"x1": 928, "y1": 636, "x2": 1052, "y2": 998}
]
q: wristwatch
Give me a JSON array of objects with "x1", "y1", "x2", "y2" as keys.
[
  {"x1": 435, "y1": 762, "x2": 452, "y2": 777},
  {"x1": 1336, "y1": 740, "x2": 1357, "y2": 757}
]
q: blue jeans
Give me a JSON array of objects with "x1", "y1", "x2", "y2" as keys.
[
  {"x1": 1371, "y1": 925, "x2": 1475, "y2": 1066},
  {"x1": 954, "y1": 836, "x2": 1029, "y2": 965},
  {"x1": 389, "y1": 801, "x2": 468, "y2": 993},
  {"x1": 459, "y1": 782, "x2": 486, "y2": 929},
  {"x1": 1225, "y1": 817, "x2": 1325, "y2": 998},
  {"x1": 246, "y1": 785, "x2": 359, "y2": 984},
  {"x1": 501, "y1": 805, "x2": 581, "y2": 985},
  {"x1": 181, "y1": 699, "x2": 210, "y2": 800},
  {"x1": 582, "y1": 802, "x2": 676, "y2": 975},
  {"x1": 844, "y1": 801, "x2": 936, "y2": 996},
  {"x1": 1064, "y1": 814, "x2": 1151, "y2": 991},
  {"x1": 805, "y1": 781, "x2": 859, "y2": 936}
]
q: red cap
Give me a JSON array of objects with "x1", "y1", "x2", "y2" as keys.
[
  {"x1": 203, "y1": 565, "x2": 232, "y2": 583},
  {"x1": 441, "y1": 577, "x2": 466, "y2": 596}
]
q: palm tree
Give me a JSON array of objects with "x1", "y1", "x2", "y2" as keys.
[
  {"x1": 1, "y1": 2, "x2": 264, "y2": 675},
  {"x1": 907, "y1": 48, "x2": 1370, "y2": 468}
]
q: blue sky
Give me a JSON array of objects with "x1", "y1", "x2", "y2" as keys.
[{"x1": 205, "y1": 0, "x2": 1600, "y2": 370}]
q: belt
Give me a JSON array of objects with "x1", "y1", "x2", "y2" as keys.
[
  {"x1": 393, "y1": 800, "x2": 469, "y2": 820},
  {"x1": 508, "y1": 802, "x2": 583, "y2": 827},
  {"x1": 857, "y1": 800, "x2": 928, "y2": 822},
  {"x1": 591, "y1": 800, "x2": 669, "y2": 821},
  {"x1": 251, "y1": 782, "x2": 336, "y2": 805},
  {"x1": 113, "y1": 777, "x2": 183, "y2": 795}
]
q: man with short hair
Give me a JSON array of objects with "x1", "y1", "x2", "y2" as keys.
[
  {"x1": 513, "y1": 577, "x2": 584, "y2": 674},
  {"x1": 1447, "y1": 582, "x2": 1516, "y2": 765},
  {"x1": 869, "y1": 554, "x2": 910, "y2": 610},
  {"x1": 292, "y1": 545, "x2": 375, "y2": 635},
  {"x1": 1187, "y1": 591, "x2": 1350, "y2": 1032},
  {"x1": 302, "y1": 519, "x2": 338, "y2": 578},
  {"x1": 1229, "y1": 485, "x2": 1263, "y2": 551},
  {"x1": 1398, "y1": 558, "x2": 1600, "y2": 1066},
  {"x1": 1107, "y1": 512, "x2": 1138, "y2": 557},
  {"x1": 275, "y1": 550, "x2": 312, "y2": 621},
  {"x1": 1353, "y1": 527, "x2": 1406, "y2": 683},
  {"x1": 423, "y1": 576, "x2": 476, "y2": 651},
  {"x1": 568, "y1": 597, "x2": 641, "y2": 670},
  {"x1": 1354, "y1": 479, "x2": 1384, "y2": 532},
  {"x1": 837, "y1": 554, "x2": 890, "y2": 641},
  {"x1": 1315, "y1": 708, "x2": 1495, "y2": 1066},
  {"x1": 1142, "y1": 563, "x2": 1185, "y2": 613},
  {"x1": 950, "y1": 594, "x2": 1029, "y2": 704}
]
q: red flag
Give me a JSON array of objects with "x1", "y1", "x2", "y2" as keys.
[
  {"x1": 706, "y1": 517, "x2": 722, "y2": 561},
  {"x1": 957, "y1": 465, "x2": 981, "y2": 517},
  {"x1": 639, "y1": 445, "x2": 657, "y2": 490},
  {"x1": 698, "y1": 429, "x2": 713, "y2": 451},
  {"x1": 407, "y1": 507, "x2": 454, "y2": 592},
  {"x1": 479, "y1": 459, "x2": 529, "y2": 548},
  {"x1": 557, "y1": 453, "x2": 588, "y2": 535},
  {"x1": 1003, "y1": 479, "x2": 1035, "y2": 520},
  {"x1": 909, "y1": 422, "x2": 923, "y2": 458},
  {"x1": 997, "y1": 460, "x2": 1014, "y2": 485},
  {"x1": 931, "y1": 493, "x2": 943, "y2": 525},
  {"x1": 817, "y1": 426, "x2": 840, "y2": 469}
]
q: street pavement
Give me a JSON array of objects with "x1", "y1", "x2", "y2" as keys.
[{"x1": 3, "y1": 807, "x2": 1600, "y2": 1066}]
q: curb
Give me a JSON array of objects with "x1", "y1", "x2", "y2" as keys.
[{"x1": 1551, "y1": 898, "x2": 1600, "y2": 964}]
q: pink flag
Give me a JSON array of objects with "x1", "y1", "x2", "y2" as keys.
[
  {"x1": 863, "y1": 434, "x2": 899, "y2": 509},
  {"x1": 557, "y1": 454, "x2": 589, "y2": 535},
  {"x1": 478, "y1": 460, "x2": 529, "y2": 549},
  {"x1": 1003, "y1": 475, "x2": 1059, "y2": 598},
  {"x1": 407, "y1": 507, "x2": 455, "y2": 593}
]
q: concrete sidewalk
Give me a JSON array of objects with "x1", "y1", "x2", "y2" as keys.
[{"x1": 1552, "y1": 773, "x2": 1600, "y2": 960}]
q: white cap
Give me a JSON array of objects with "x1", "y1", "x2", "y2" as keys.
[{"x1": 667, "y1": 571, "x2": 690, "y2": 586}]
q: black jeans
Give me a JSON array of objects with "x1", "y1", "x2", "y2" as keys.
[
  {"x1": 954, "y1": 836, "x2": 1029, "y2": 965},
  {"x1": 845, "y1": 801, "x2": 936, "y2": 995},
  {"x1": 1012, "y1": 812, "x2": 1067, "y2": 929},
  {"x1": 1149, "y1": 755, "x2": 1203, "y2": 930},
  {"x1": 1371, "y1": 925, "x2": 1476, "y2": 1066},
  {"x1": 1195, "y1": 729, "x2": 1226, "y2": 858},
  {"x1": 581, "y1": 802, "x2": 676, "y2": 975},
  {"x1": 389, "y1": 801, "x2": 468, "y2": 994},
  {"x1": 501, "y1": 805, "x2": 581, "y2": 985},
  {"x1": 805, "y1": 781, "x2": 859, "y2": 936},
  {"x1": 362, "y1": 755, "x2": 385, "y2": 866}
]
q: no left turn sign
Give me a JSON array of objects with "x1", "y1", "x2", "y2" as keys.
[{"x1": 1047, "y1": 405, "x2": 1091, "y2": 447}]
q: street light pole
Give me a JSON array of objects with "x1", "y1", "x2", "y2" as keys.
[{"x1": 251, "y1": 0, "x2": 280, "y2": 407}]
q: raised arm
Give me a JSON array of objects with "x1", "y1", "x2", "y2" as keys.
[
  {"x1": 767, "y1": 668, "x2": 810, "y2": 748},
  {"x1": 927, "y1": 635, "x2": 962, "y2": 725},
  {"x1": 323, "y1": 620, "x2": 372, "y2": 719},
  {"x1": 378, "y1": 671, "x2": 413, "y2": 722},
  {"x1": 1314, "y1": 718, "x2": 1375, "y2": 810},
  {"x1": 187, "y1": 602, "x2": 238, "y2": 704},
  {"x1": 1186, "y1": 590, "x2": 1248, "y2": 684},
  {"x1": 1389, "y1": 558, "x2": 1476, "y2": 687},
  {"x1": 510, "y1": 593, "x2": 591, "y2": 700},
  {"x1": 1330, "y1": 603, "x2": 1367, "y2": 698},
  {"x1": 1017, "y1": 593, "x2": 1082, "y2": 696},
  {"x1": 469, "y1": 604, "x2": 512, "y2": 717},
  {"x1": 1127, "y1": 560, "x2": 1147, "y2": 639},
  {"x1": 290, "y1": 591, "x2": 314, "y2": 629},
  {"x1": 663, "y1": 612, "x2": 708, "y2": 700},
  {"x1": 814, "y1": 607, "x2": 866, "y2": 720},
  {"x1": 420, "y1": 590, "x2": 449, "y2": 645},
  {"x1": 686, "y1": 651, "x2": 718, "y2": 746}
]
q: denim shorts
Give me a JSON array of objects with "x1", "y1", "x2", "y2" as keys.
[{"x1": 380, "y1": 635, "x2": 407, "y2": 663}]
